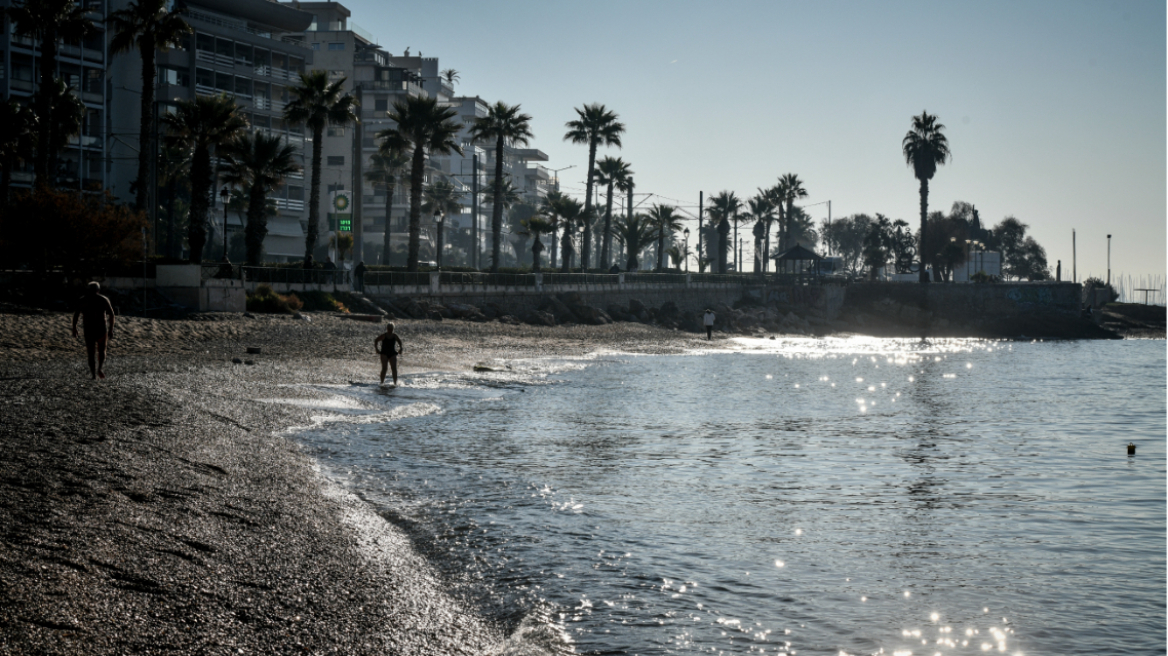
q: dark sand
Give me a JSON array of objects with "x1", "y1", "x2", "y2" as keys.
[{"x1": 0, "y1": 307, "x2": 706, "y2": 655}]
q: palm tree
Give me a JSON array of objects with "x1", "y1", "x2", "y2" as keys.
[
  {"x1": 540, "y1": 190, "x2": 569, "y2": 268},
  {"x1": 521, "y1": 214, "x2": 554, "y2": 272},
  {"x1": 564, "y1": 103, "x2": 624, "y2": 270},
  {"x1": 708, "y1": 191, "x2": 741, "y2": 273},
  {"x1": 220, "y1": 131, "x2": 300, "y2": 266},
  {"x1": 612, "y1": 212, "x2": 656, "y2": 271},
  {"x1": 902, "y1": 111, "x2": 951, "y2": 283},
  {"x1": 284, "y1": 70, "x2": 358, "y2": 262},
  {"x1": 440, "y1": 69, "x2": 459, "y2": 87},
  {"x1": 379, "y1": 95, "x2": 463, "y2": 271},
  {"x1": 666, "y1": 243, "x2": 684, "y2": 270},
  {"x1": 158, "y1": 142, "x2": 190, "y2": 258},
  {"x1": 364, "y1": 145, "x2": 409, "y2": 265},
  {"x1": 748, "y1": 191, "x2": 775, "y2": 272},
  {"x1": 594, "y1": 156, "x2": 632, "y2": 269},
  {"x1": 163, "y1": 94, "x2": 248, "y2": 263},
  {"x1": 468, "y1": 101, "x2": 533, "y2": 272},
  {"x1": 776, "y1": 173, "x2": 807, "y2": 269},
  {"x1": 7, "y1": 0, "x2": 94, "y2": 185},
  {"x1": 551, "y1": 194, "x2": 585, "y2": 272},
  {"x1": 421, "y1": 180, "x2": 464, "y2": 268},
  {"x1": 645, "y1": 204, "x2": 682, "y2": 272},
  {"x1": 107, "y1": 0, "x2": 191, "y2": 212},
  {"x1": 0, "y1": 99, "x2": 37, "y2": 206}
]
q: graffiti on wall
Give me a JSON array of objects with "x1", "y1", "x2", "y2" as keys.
[{"x1": 1006, "y1": 286, "x2": 1054, "y2": 306}]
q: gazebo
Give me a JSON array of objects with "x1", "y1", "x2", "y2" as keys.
[{"x1": 774, "y1": 244, "x2": 824, "y2": 284}]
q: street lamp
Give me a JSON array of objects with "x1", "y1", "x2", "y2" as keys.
[
  {"x1": 219, "y1": 186, "x2": 231, "y2": 263},
  {"x1": 434, "y1": 208, "x2": 445, "y2": 269},
  {"x1": 684, "y1": 227, "x2": 690, "y2": 272},
  {"x1": 965, "y1": 239, "x2": 972, "y2": 281},
  {"x1": 549, "y1": 165, "x2": 575, "y2": 190},
  {"x1": 1106, "y1": 234, "x2": 1111, "y2": 287}
]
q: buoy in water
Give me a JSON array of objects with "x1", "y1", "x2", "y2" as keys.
[{"x1": 1127, "y1": 442, "x2": 1136, "y2": 455}]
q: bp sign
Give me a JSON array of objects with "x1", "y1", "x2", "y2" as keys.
[{"x1": 329, "y1": 191, "x2": 352, "y2": 231}]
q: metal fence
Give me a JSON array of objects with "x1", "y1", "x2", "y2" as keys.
[
  {"x1": 364, "y1": 271, "x2": 431, "y2": 287},
  {"x1": 242, "y1": 267, "x2": 347, "y2": 285}
]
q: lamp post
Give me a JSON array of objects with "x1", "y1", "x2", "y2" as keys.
[
  {"x1": 965, "y1": 239, "x2": 972, "y2": 281},
  {"x1": 435, "y1": 208, "x2": 444, "y2": 269},
  {"x1": 1106, "y1": 234, "x2": 1111, "y2": 288},
  {"x1": 219, "y1": 186, "x2": 231, "y2": 263},
  {"x1": 684, "y1": 227, "x2": 690, "y2": 272}
]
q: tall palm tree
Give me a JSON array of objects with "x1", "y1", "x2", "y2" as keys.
[
  {"x1": 594, "y1": 155, "x2": 632, "y2": 268},
  {"x1": 158, "y1": 141, "x2": 190, "y2": 258},
  {"x1": 521, "y1": 214, "x2": 554, "y2": 272},
  {"x1": 107, "y1": 0, "x2": 191, "y2": 212},
  {"x1": 902, "y1": 110, "x2": 951, "y2": 283},
  {"x1": 550, "y1": 194, "x2": 584, "y2": 272},
  {"x1": 646, "y1": 204, "x2": 682, "y2": 272},
  {"x1": 468, "y1": 101, "x2": 533, "y2": 272},
  {"x1": 777, "y1": 173, "x2": 807, "y2": 269},
  {"x1": 7, "y1": 0, "x2": 94, "y2": 185},
  {"x1": 540, "y1": 189, "x2": 569, "y2": 268},
  {"x1": 612, "y1": 212, "x2": 655, "y2": 271},
  {"x1": 220, "y1": 131, "x2": 300, "y2": 266},
  {"x1": 379, "y1": 95, "x2": 463, "y2": 271},
  {"x1": 163, "y1": 94, "x2": 248, "y2": 263},
  {"x1": 364, "y1": 145, "x2": 409, "y2": 265},
  {"x1": 0, "y1": 99, "x2": 37, "y2": 206},
  {"x1": 748, "y1": 191, "x2": 775, "y2": 272},
  {"x1": 708, "y1": 191, "x2": 741, "y2": 273},
  {"x1": 421, "y1": 179, "x2": 465, "y2": 267},
  {"x1": 284, "y1": 70, "x2": 358, "y2": 262},
  {"x1": 564, "y1": 103, "x2": 624, "y2": 270}
]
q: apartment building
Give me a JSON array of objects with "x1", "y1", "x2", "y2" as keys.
[
  {"x1": 107, "y1": 0, "x2": 315, "y2": 260},
  {"x1": 0, "y1": 0, "x2": 108, "y2": 192}
]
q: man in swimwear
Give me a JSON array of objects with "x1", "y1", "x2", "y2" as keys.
[
  {"x1": 72, "y1": 281, "x2": 116, "y2": 380},
  {"x1": 374, "y1": 322, "x2": 404, "y2": 385}
]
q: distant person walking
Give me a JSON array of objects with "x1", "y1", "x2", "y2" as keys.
[
  {"x1": 374, "y1": 322, "x2": 404, "y2": 386},
  {"x1": 72, "y1": 282, "x2": 116, "y2": 379},
  {"x1": 354, "y1": 261, "x2": 367, "y2": 293},
  {"x1": 703, "y1": 308, "x2": 716, "y2": 340}
]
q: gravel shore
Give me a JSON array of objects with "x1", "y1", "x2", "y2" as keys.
[{"x1": 0, "y1": 307, "x2": 707, "y2": 655}]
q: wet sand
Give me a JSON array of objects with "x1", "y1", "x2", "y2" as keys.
[{"x1": 0, "y1": 307, "x2": 706, "y2": 655}]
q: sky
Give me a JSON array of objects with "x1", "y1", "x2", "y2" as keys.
[{"x1": 341, "y1": 0, "x2": 1165, "y2": 283}]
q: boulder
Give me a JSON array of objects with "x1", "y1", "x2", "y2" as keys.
[
  {"x1": 538, "y1": 296, "x2": 579, "y2": 323},
  {"x1": 498, "y1": 315, "x2": 522, "y2": 325},
  {"x1": 657, "y1": 301, "x2": 681, "y2": 322},
  {"x1": 628, "y1": 299, "x2": 646, "y2": 315},
  {"x1": 570, "y1": 304, "x2": 612, "y2": 325},
  {"x1": 556, "y1": 291, "x2": 584, "y2": 306},
  {"x1": 427, "y1": 310, "x2": 444, "y2": 321},
  {"x1": 446, "y1": 302, "x2": 480, "y2": 319},
  {"x1": 607, "y1": 303, "x2": 633, "y2": 321},
  {"x1": 523, "y1": 309, "x2": 556, "y2": 326}
]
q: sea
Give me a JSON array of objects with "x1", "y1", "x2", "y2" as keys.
[{"x1": 291, "y1": 337, "x2": 1166, "y2": 656}]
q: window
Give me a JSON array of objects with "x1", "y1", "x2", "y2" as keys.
[
  {"x1": 195, "y1": 67, "x2": 214, "y2": 89},
  {"x1": 328, "y1": 69, "x2": 345, "y2": 78},
  {"x1": 327, "y1": 126, "x2": 345, "y2": 137},
  {"x1": 161, "y1": 67, "x2": 189, "y2": 87},
  {"x1": 374, "y1": 98, "x2": 387, "y2": 111},
  {"x1": 327, "y1": 183, "x2": 345, "y2": 194},
  {"x1": 311, "y1": 42, "x2": 320, "y2": 50},
  {"x1": 287, "y1": 186, "x2": 304, "y2": 201},
  {"x1": 328, "y1": 42, "x2": 345, "y2": 51},
  {"x1": 327, "y1": 155, "x2": 345, "y2": 166}
]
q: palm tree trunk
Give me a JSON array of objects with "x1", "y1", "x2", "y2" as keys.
[
  {"x1": 245, "y1": 183, "x2": 267, "y2": 265},
  {"x1": 560, "y1": 230, "x2": 572, "y2": 273},
  {"x1": 490, "y1": 134, "x2": 505, "y2": 272},
  {"x1": 550, "y1": 226, "x2": 558, "y2": 269},
  {"x1": 165, "y1": 175, "x2": 178, "y2": 258},
  {"x1": 407, "y1": 146, "x2": 425, "y2": 271},
  {"x1": 656, "y1": 229, "x2": 665, "y2": 271},
  {"x1": 732, "y1": 218, "x2": 738, "y2": 272},
  {"x1": 601, "y1": 184, "x2": 614, "y2": 267},
  {"x1": 187, "y1": 146, "x2": 212, "y2": 263},
  {"x1": 305, "y1": 124, "x2": 324, "y2": 262},
  {"x1": 135, "y1": 43, "x2": 156, "y2": 212},
  {"x1": 382, "y1": 179, "x2": 394, "y2": 265},
  {"x1": 35, "y1": 28, "x2": 58, "y2": 185},
  {"x1": 581, "y1": 141, "x2": 597, "y2": 270},
  {"x1": 763, "y1": 223, "x2": 770, "y2": 272},
  {"x1": 918, "y1": 177, "x2": 929, "y2": 283},
  {"x1": 532, "y1": 235, "x2": 543, "y2": 272}
]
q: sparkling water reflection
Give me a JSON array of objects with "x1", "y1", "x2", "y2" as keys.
[{"x1": 296, "y1": 338, "x2": 1166, "y2": 655}]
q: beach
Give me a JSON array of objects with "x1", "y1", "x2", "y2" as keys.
[{"x1": 0, "y1": 307, "x2": 704, "y2": 655}]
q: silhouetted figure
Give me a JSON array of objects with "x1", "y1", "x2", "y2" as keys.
[
  {"x1": 72, "y1": 282, "x2": 116, "y2": 379},
  {"x1": 354, "y1": 261, "x2": 367, "y2": 293},
  {"x1": 374, "y1": 322, "x2": 404, "y2": 386},
  {"x1": 703, "y1": 308, "x2": 716, "y2": 340}
]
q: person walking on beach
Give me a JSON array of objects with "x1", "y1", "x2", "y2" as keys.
[
  {"x1": 374, "y1": 322, "x2": 404, "y2": 386},
  {"x1": 72, "y1": 282, "x2": 116, "y2": 380},
  {"x1": 354, "y1": 260, "x2": 367, "y2": 293},
  {"x1": 703, "y1": 308, "x2": 716, "y2": 340}
]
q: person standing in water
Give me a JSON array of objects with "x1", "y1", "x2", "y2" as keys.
[
  {"x1": 703, "y1": 308, "x2": 716, "y2": 340},
  {"x1": 72, "y1": 282, "x2": 116, "y2": 379},
  {"x1": 374, "y1": 322, "x2": 404, "y2": 385}
]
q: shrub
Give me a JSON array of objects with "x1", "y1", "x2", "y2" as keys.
[
  {"x1": 295, "y1": 290, "x2": 349, "y2": 313},
  {"x1": 246, "y1": 283, "x2": 302, "y2": 313}
]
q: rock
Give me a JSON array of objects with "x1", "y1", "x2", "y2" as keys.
[
  {"x1": 400, "y1": 298, "x2": 427, "y2": 319},
  {"x1": 523, "y1": 309, "x2": 556, "y2": 326},
  {"x1": 607, "y1": 304, "x2": 631, "y2": 321},
  {"x1": 569, "y1": 304, "x2": 612, "y2": 325},
  {"x1": 498, "y1": 315, "x2": 521, "y2": 325},
  {"x1": 657, "y1": 301, "x2": 680, "y2": 322},
  {"x1": 538, "y1": 296, "x2": 578, "y2": 323},
  {"x1": 628, "y1": 299, "x2": 646, "y2": 315},
  {"x1": 243, "y1": 312, "x2": 255, "y2": 318},
  {"x1": 435, "y1": 305, "x2": 454, "y2": 319},
  {"x1": 232, "y1": 357, "x2": 243, "y2": 364},
  {"x1": 244, "y1": 360, "x2": 255, "y2": 365},
  {"x1": 427, "y1": 310, "x2": 444, "y2": 321},
  {"x1": 446, "y1": 303, "x2": 480, "y2": 319},
  {"x1": 246, "y1": 346, "x2": 262, "y2": 354}
]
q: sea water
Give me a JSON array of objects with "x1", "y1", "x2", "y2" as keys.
[{"x1": 295, "y1": 338, "x2": 1166, "y2": 655}]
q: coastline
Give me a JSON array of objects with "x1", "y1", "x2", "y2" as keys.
[{"x1": 0, "y1": 309, "x2": 704, "y2": 654}]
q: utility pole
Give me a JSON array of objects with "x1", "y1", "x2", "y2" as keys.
[
  {"x1": 1072, "y1": 229, "x2": 1077, "y2": 283},
  {"x1": 352, "y1": 86, "x2": 364, "y2": 267},
  {"x1": 698, "y1": 191, "x2": 704, "y2": 272},
  {"x1": 471, "y1": 154, "x2": 479, "y2": 269},
  {"x1": 1106, "y1": 234, "x2": 1111, "y2": 287},
  {"x1": 826, "y1": 200, "x2": 831, "y2": 256}
]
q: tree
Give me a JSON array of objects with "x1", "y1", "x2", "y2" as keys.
[
  {"x1": 708, "y1": 191, "x2": 740, "y2": 273},
  {"x1": 862, "y1": 214, "x2": 893, "y2": 279},
  {"x1": 220, "y1": 130, "x2": 300, "y2": 266},
  {"x1": 440, "y1": 69, "x2": 460, "y2": 87},
  {"x1": 549, "y1": 194, "x2": 584, "y2": 272},
  {"x1": 379, "y1": 95, "x2": 463, "y2": 271},
  {"x1": 748, "y1": 191, "x2": 776, "y2": 272},
  {"x1": 666, "y1": 243, "x2": 684, "y2": 270},
  {"x1": 594, "y1": 156, "x2": 632, "y2": 269},
  {"x1": 776, "y1": 173, "x2": 808, "y2": 270},
  {"x1": 819, "y1": 214, "x2": 871, "y2": 276},
  {"x1": 0, "y1": 99, "x2": 37, "y2": 207},
  {"x1": 645, "y1": 204, "x2": 682, "y2": 272},
  {"x1": 540, "y1": 190, "x2": 570, "y2": 268},
  {"x1": 992, "y1": 216, "x2": 1049, "y2": 280},
  {"x1": 284, "y1": 70, "x2": 358, "y2": 263},
  {"x1": 1, "y1": 188, "x2": 145, "y2": 275},
  {"x1": 612, "y1": 212, "x2": 655, "y2": 271},
  {"x1": 786, "y1": 206, "x2": 818, "y2": 248},
  {"x1": 564, "y1": 103, "x2": 624, "y2": 270},
  {"x1": 902, "y1": 111, "x2": 951, "y2": 283},
  {"x1": 107, "y1": 0, "x2": 190, "y2": 212},
  {"x1": 468, "y1": 101, "x2": 533, "y2": 272},
  {"x1": 163, "y1": 94, "x2": 248, "y2": 263},
  {"x1": 521, "y1": 214, "x2": 554, "y2": 272},
  {"x1": 7, "y1": 0, "x2": 95, "y2": 185},
  {"x1": 39, "y1": 78, "x2": 84, "y2": 184},
  {"x1": 421, "y1": 179, "x2": 465, "y2": 268},
  {"x1": 364, "y1": 146, "x2": 409, "y2": 266}
]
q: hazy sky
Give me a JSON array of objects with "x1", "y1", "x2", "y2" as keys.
[{"x1": 342, "y1": 0, "x2": 1165, "y2": 282}]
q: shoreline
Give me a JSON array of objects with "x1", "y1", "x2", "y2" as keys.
[{"x1": 0, "y1": 307, "x2": 1159, "y2": 653}]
